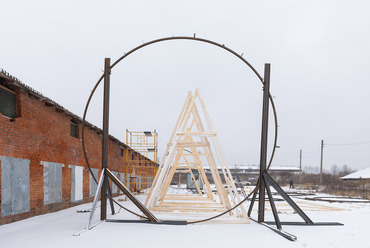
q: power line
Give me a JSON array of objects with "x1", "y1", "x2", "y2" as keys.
[
  {"x1": 303, "y1": 147, "x2": 321, "y2": 158},
  {"x1": 326, "y1": 140, "x2": 370, "y2": 146}
]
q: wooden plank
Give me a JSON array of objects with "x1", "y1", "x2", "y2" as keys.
[
  {"x1": 150, "y1": 207, "x2": 226, "y2": 213},
  {"x1": 177, "y1": 131, "x2": 217, "y2": 136},
  {"x1": 176, "y1": 141, "x2": 210, "y2": 147},
  {"x1": 164, "y1": 195, "x2": 216, "y2": 201},
  {"x1": 157, "y1": 202, "x2": 224, "y2": 208}
]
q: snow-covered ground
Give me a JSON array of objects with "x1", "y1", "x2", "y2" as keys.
[{"x1": 1, "y1": 191, "x2": 369, "y2": 248}]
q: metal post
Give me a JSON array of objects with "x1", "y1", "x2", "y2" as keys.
[
  {"x1": 320, "y1": 140, "x2": 324, "y2": 184},
  {"x1": 258, "y1": 63, "x2": 271, "y2": 222},
  {"x1": 101, "y1": 58, "x2": 111, "y2": 220}
]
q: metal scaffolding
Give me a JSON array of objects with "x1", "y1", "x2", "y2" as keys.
[
  {"x1": 126, "y1": 130, "x2": 158, "y2": 192},
  {"x1": 126, "y1": 130, "x2": 158, "y2": 163}
]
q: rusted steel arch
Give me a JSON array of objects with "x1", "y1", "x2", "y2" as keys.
[{"x1": 81, "y1": 35, "x2": 278, "y2": 193}]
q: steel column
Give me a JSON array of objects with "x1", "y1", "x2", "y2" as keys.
[
  {"x1": 258, "y1": 63, "x2": 271, "y2": 222},
  {"x1": 101, "y1": 58, "x2": 111, "y2": 220}
]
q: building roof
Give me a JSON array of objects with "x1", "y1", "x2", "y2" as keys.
[
  {"x1": 0, "y1": 69, "x2": 157, "y2": 164},
  {"x1": 341, "y1": 167, "x2": 370, "y2": 180}
]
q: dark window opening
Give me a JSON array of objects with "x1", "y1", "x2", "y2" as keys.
[
  {"x1": 70, "y1": 120, "x2": 78, "y2": 138},
  {"x1": 131, "y1": 153, "x2": 135, "y2": 161},
  {"x1": 120, "y1": 147, "x2": 124, "y2": 157},
  {"x1": 0, "y1": 85, "x2": 17, "y2": 118}
]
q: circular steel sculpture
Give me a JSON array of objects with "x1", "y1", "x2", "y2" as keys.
[{"x1": 81, "y1": 36, "x2": 278, "y2": 223}]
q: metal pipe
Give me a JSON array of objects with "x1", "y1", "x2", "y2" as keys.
[
  {"x1": 258, "y1": 63, "x2": 271, "y2": 222},
  {"x1": 101, "y1": 58, "x2": 111, "y2": 220}
]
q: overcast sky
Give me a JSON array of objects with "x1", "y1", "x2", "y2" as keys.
[{"x1": 2, "y1": 0, "x2": 370, "y2": 171}]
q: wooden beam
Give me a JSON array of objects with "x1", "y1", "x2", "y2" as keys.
[{"x1": 176, "y1": 141, "x2": 210, "y2": 147}]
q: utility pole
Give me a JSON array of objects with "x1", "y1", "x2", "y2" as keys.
[
  {"x1": 299, "y1": 149, "x2": 302, "y2": 182},
  {"x1": 320, "y1": 140, "x2": 324, "y2": 184}
]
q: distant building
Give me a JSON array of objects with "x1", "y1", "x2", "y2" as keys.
[
  {"x1": 341, "y1": 167, "x2": 370, "y2": 180},
  {"x1": 340, "y1": 167, "x2": 370, "y2": 192},
  {"x1": 204, "y1": 165, "x2": 300, "y2": 184},
  {"x1": 0, "y1": 70, "x2": 157, "y2": 225}
]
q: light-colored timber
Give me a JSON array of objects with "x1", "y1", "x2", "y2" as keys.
[{"x1": 145, "y1": 89, "x2": 248, "y2": 222}]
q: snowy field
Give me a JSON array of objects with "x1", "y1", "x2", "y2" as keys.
[{"x1": 1, "y1": 191, "x2": 369, "y2": 248}]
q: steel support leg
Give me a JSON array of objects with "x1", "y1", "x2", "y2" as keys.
[
  {"x1": 105, "y1": 168, "x2": 159, "y2": 222},
  {"x1": 264, "y1": 177, "x2": 282, "y2": 230},
  {"x1": 107, "y1": 184, "x2": 115, "y2": 215},
  {"x1": 88, "y1": 169, "x2": 106, "y2": 229},
  {"x1": 247, "y1": 180, "x2": 259, "y2": 217},
  {"x1": 264, "y1": 172, "x2": 313, "y2": 224}
]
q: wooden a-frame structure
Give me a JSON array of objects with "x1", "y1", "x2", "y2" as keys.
[{"x1": 145, "y1": 89, "x2": 248, "y2": 220}]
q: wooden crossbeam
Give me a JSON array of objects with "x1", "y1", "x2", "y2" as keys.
[{"x1": 176, "y1": 141, "x2": 210, "y2": 147}]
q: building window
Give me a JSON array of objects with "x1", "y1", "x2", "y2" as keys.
[
  {"x1": 71, "y1": 165, "x2": 83, "y2": 202},
  {"x1": 1, "y1": 156, "x2": 30, "y2": 216},
  {"x1": 43, "y1": 161, "x2": 63, "y2": 205},
  {"x1": 70, "y1": 120, "x2": 78, "y2": 138},
  {"x1": 120, "y1": 147, "x2": 124, "y2": 157},
  {"x1": 0, "y1": 85, "x2": 17, "y2": 118},
  {"x1": 89, "y1": 168, "x2": 99, "y2": 197}
]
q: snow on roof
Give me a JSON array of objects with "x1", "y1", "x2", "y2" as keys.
[
  {"x1": 341, "y1": 167, "x2": 370, "y2": 180},
  {"x1": 237, "y1": 165, "x2": 300, "y2": 171},
  {"x1": 269, "y1": 166, "x2": 301, "y2": 171}
]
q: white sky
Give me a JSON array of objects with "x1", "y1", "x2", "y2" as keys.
[{"x1": 1, "y1": 0, "x2": 370, "y2": 171}]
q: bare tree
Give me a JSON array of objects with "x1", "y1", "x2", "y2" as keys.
[
  {"x1": 330, "y1": 164, "x2": 339, "y2": 175},
  {"x1": 339, "y1": 164, "x2": 356, "y2": 176},
  {"x1": 303, "y1": 166, "x2": 320, "y2": 174}
]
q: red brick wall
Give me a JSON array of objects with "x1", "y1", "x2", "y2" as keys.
[{"x1": 0, "y1": 87, "x2": 157, "y2": 225}]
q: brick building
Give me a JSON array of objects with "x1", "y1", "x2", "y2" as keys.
[{"x1": 0, "y1": 70, "x2": 157, "y2": 225}]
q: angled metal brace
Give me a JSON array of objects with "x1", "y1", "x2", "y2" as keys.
[
  {"x1": 264, "y1": 175, "x2": 282, "y2": 230},
  {"x1": 107, "y1": 184, "x2": 115, "y2": 215},
  {"x1": 87, "y1": 169, "x2": 107, "y2": 230},
  {"x1": 247, "y1": 180, "x2": 259, "y2": 217},
  {"x1": 105, "y1": 168, "x2": 159, "y2": 222},
  {"x1": 263, "y1": 172, "x2": 313, "y2": 224}
]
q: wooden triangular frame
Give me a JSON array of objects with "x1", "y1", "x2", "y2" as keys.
[{"x1": 145, "y1": 89, "x2": 248, "y2": 220}]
